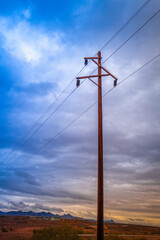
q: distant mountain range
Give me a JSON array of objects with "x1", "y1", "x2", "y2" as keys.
[
  {"x1": 0, "y1": 211, "x2": 76, "y2": 219},
  {"x1": 0, "y1": 210, "x2": 114, "y2": 223}
]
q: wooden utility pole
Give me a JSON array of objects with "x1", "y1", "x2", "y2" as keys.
[
  {"x1": 97, "y1": 50, "x2": 103, "y2": 240},
  {"x1": 76, "y1": 51, "x2": 117, "y2": 240}
]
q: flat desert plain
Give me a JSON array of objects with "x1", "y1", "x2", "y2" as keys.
[{"x1": 0, "y1": 216, "x2": 160, "y2": 240}]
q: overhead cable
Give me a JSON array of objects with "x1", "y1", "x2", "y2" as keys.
[{"x1": 16, "y1": 52, "x2": 160, "y2": 168}]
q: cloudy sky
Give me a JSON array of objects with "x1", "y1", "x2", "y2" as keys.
[{"x1": 0, "y1": 0, "x2": 160, "y2": 227}]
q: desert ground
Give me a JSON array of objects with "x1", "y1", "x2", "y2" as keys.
[{"x1": 0, "y1": 216, "x2": 160, "y2": 240}]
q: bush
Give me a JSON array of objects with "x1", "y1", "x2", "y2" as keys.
[
  {"x1": 77, "y1": 229, "x2": 83, "y2": 234},
  {"x1": 31, "y1": 226, "x2": 80, "y2": 240},
  {"x1": 1, "y1": 226, "x2": 8, "y2": 232}
]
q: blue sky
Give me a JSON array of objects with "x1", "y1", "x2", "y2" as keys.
[{"x1": 0, "y1": 0, "x2": 160, "y2": 226}]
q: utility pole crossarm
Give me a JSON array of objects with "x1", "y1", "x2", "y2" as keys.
[
  {"x1": 77, "y1": 74, "x2": 109, "y2": 79},
  {"x1": 84, "y1": 57, "x2": 100, "y2": 59}
]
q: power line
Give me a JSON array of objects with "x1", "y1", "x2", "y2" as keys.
[
  {"x1": 90, "y1": 9, "x2": 160, "y2": 78},
  {"x1": 76, "y1": 8, "x2": 159, "y2": 93},
  {"x1": 102, "y1": 9, "x2": 160, "y2": 65},
  {"x1": 3, "y1": 79, "x2": 88, "y2": 169},
  {"x1": 8, "y1": 0, "x2": 152, "y2": 151},
  {"x1": 3, "y1": 62, "x2": 89, "y2": 166},
  {"x1": 84, "y1": 0, "x2": 153, "y2": 78},
  {"x1": 3, "y1": 87, "x2": 77, "y2": 167},
  {"x1": 3, "y1": 0, "x2": 152, "y2": 167},
  {"x1": 16, "y1": 52, "x2": 160, "y2": 169},
  {"x1": 100, "y1": 0, "x2": 151, "y2": 52},
  {"x1": 79, "y1": 7, "x2": 159, "y2": 90},
  {"x1": 12, "y1": 7, "x2": 155, "y2": 164},
  {"x1": 116, "y1": 52, "x2": 160, "y2": 88}
]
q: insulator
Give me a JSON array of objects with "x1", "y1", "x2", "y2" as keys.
[
  {"x1": 84, "y1": 58, "x2": 88, "y2": 66},
  {"x1": 76, "y1": 79, "x2": 80, "y2": 87},
  {"x1": 114, "y1": 79, "x2": 117, "y2": 87}
]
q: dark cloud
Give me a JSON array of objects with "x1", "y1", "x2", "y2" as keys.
[
  {"x1": 15, "y1": 170, "x2": 40, "y2": 186},
  {"x1": 0, "y1": 168, "x2": 93, "y2": 203},
  {"x1": 0, "y1": 200, "x2": 64, "y2": 213},
  {"x1": 8, "y1": 201, "x2": 29, "y2": 210},
  {"x1": 33, "y1": 203, "x2": 64, "y2": 213},
  {"x1": 128, "y1": 218, "x2": 134, "y2": 221}
]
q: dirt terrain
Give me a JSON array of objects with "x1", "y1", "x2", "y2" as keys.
[{"x1": 0, "y1": 216, "x2": 160, "y2": 240}]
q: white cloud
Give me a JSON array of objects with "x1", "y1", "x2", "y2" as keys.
[
  {"x1": 0, "y1": 14, "x2": 93, "y2": 89},
  {"x1": 0, "y1": 17, "x2": 63, "y2": 65}
]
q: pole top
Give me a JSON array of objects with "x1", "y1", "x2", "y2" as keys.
[{"x1": 98, "y1": 51, "x2": 102, "y2": 59}]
